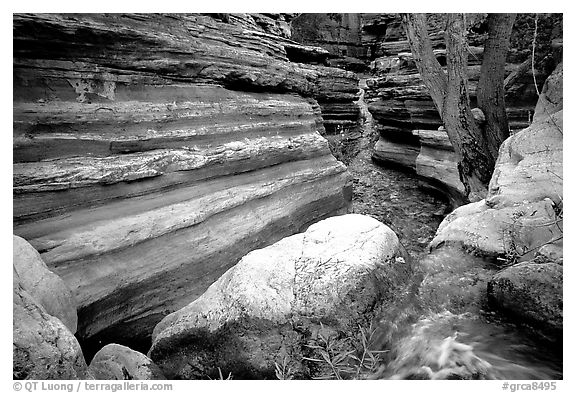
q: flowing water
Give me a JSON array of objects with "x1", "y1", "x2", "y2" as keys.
[
  {"x1": 375, "y1": 310, "x2": 562, "y2": 380},
  {"x1": 347, "y1": 147, "x2": 562, "y2": 380}
]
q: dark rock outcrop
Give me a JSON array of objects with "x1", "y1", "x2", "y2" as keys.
[
  {"x1": 149, "y1": 214, "x2": 412, "y2": 379},
  {"x1": 488, "y1": 261, "x2": 562, "y2": 335},
  {"x1": 291, "y1": 13, "x2": 365, "y2": 59},
  {"x1": 13, "y1": 13, "x2": 356, "y2": 348},
  {"x1": 89, "y1": 344, "x2": 165, "y2": 380}
]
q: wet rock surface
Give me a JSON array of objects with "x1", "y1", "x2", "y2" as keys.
[{"x1": 418, "y1": 247, "x2": 496, "y2": 314}]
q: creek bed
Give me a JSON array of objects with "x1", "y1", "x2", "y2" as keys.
[
  {"x1": 348, "y1": 147, "x2": 449, "y2": 260},
  {"x1": 346, "y1": 148, "x2": 562, "y2": 380}
]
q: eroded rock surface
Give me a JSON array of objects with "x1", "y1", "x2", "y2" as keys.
[
  {"x1": 431, "y1": 110, "x2": 563, "y2": 260},
  {"x1": 13, "y1": 13, "x2": 355, "y2": 346},
  {"x1": 149, "y1": 214, "x2": 412, "y2": 379},
  {"x1": 89, "y1": 344, "x2": 165, "y2": 380},
  {"x1": 413, "y1": 129, "x2": 466, "y2": 207}
]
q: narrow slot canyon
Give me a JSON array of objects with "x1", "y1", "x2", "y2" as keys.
[{"x1": 12, "y1": 13, "x2": 563, "y2": 381}]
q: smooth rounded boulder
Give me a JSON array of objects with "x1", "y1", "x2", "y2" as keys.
[
  {"x1": 149, "y1": 214, "x2": 412, "y2": 379},
  {"x1": 89, "y1": 344, "x2": 165, "y2": 380}
]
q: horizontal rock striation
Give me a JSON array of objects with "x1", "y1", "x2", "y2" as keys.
[
  {"x1": 412, "y1": 129, "x2": 467, "y2": 207},
  {"x1": 291, "y1": 13, "x2": 365, "y2": 59},
  {"x1": 363, "y1": 13, "x2": 562, "y2": 203},
  {"x1": 13, "y1": 13, "x2": 354, "y2": 348}
]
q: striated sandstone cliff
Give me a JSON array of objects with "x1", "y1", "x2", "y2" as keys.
[
  {"x1": 13, "y1": 13, "x2": 356, "y2": 350},
  {"x1": 363, "y1": 13, "x2": 562, "y2": 203},
  {"x1": 289, "y1": 13, "x2": 561, "y2": 204}
]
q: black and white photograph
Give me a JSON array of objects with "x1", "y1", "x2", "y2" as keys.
[{"x1": 9, "y1": 3, "x2": 567, "y2": 388}]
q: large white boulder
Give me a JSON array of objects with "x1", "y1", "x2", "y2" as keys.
[{"x1": 149, "y1": 214, "x2": 411, "y2": 379}]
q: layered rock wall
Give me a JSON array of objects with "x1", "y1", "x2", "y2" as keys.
[
  {"x1": 290, "y1": 13, "x2": 561, "y2": 203},
  {"x1": 291, "y1": 13, "x2": 365, "y2": 59},
  {"x1": 13, "y1": 13, "x2": 355, "y2": 348},
  {"x1": 363, "y1": 13, "x2": 562, "y2": 202}
]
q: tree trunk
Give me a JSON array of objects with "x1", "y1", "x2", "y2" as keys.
[
  {"x1": 403, "y1": 13, "x2": 494, "y2": 199},
  {"x1": 477, "y1": 13, "x2": 516, "y2": 161},
  {"x1": 402, "y1": 14, "x2": 447, "y2": 114},
  {"x1": 443, "y1": 14, "x2": 494, "y2": 199}
]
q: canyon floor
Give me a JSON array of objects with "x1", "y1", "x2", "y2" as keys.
[
  {"x1": 347, "y1": 148, "x2": 562, "y2": 380},
  {"x1": 348, "y1": 147, "x2": 449, "y2": 260}
]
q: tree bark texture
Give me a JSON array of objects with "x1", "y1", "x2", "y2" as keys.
[
  {"x1": 402, "y1": 14, "x2": 447, "y2": 115},
  {"x1": 477, "y1": 13, "x2": 516, "y2": 161},
  {"x1": 444, "y1": 14, "x2": 494, "y2": 199},
  {"x1": 403, "y1": 13, "x2": 494, "y2": 200}
]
